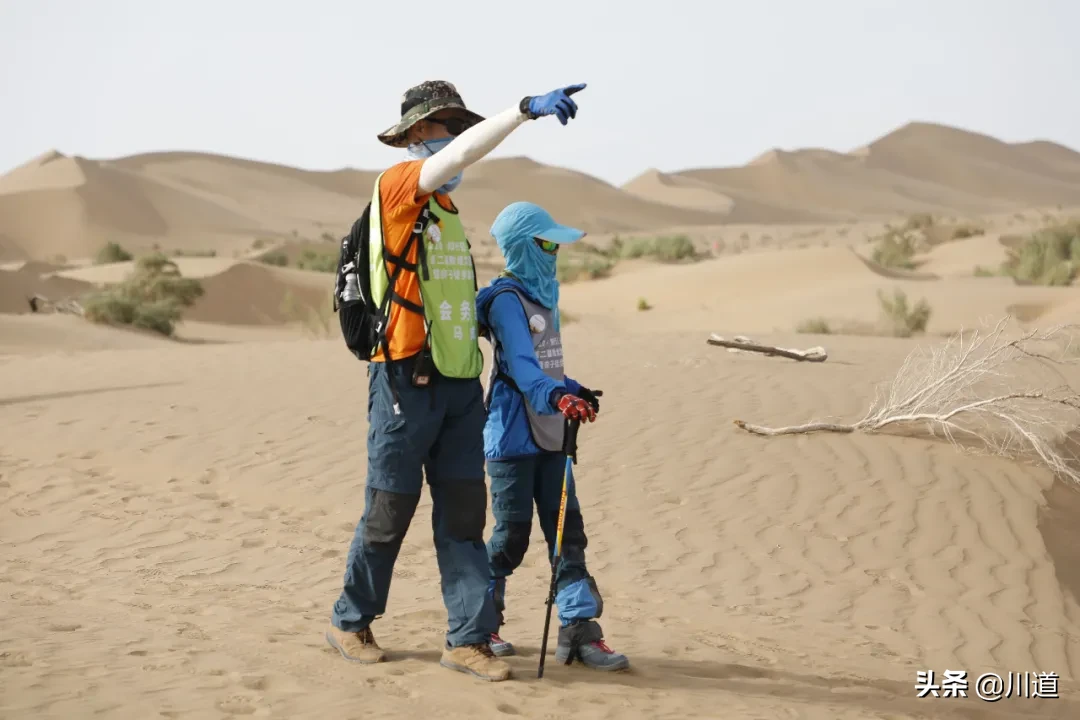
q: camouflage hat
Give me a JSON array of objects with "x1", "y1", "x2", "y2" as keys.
[{"x1": 377, "y1": 80, "x2": 485, "y2": 148}]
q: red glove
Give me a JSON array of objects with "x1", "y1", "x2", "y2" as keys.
[{"x1": 557, "y1": 393, "x2": 597, "y2": 422}]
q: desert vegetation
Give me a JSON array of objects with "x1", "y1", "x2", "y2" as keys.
[
  {"x1": 556, "y1": 233, "x2": 708, "y2": 284},
  {"x1": 796, "y1": 288, "x2": 931, "y2": 337},
  {"x1": 1001, "y1": 220, "x2": 1080, "y2": 286},
  {"x1": 280, "y1": 289, "x2": 335, "y2": 338},
  {"x1": 869, "y1": 214, "x2": 986, "y2": 270},
  {"x1": 95, "y1": 242, "x2": 133, "y2": 265},
  {"x1": 739, "y1": 317, "x2": 1080, "y2": 484},
  {"x1": 255, "y1": 247, "x2": 336, "y2": 272},
  {"x1": 82, "y1": 253, "x2": 204, "y2": 336},
  {"x1": 295, "y1": 248, "x2": 337, "y2": 273},
  {"x1": 973, "y1": 220, "x2": 1079, "y2": 285},
  {"x1": 257, "y1": 250, "x2": 289, "y2": 267}
]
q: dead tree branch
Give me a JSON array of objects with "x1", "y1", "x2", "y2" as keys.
[
  {"x1": 734, "y1": 317, "x2": 1080, "y2": 484},
  {"x1": 707, "y1": 334, "x2": 827, "y2": 362}
]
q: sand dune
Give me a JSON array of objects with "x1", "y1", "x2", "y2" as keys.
[
  {"x1": 5, "y1": 121, "x2": 1080, "y2": 265},
  {"x1": 859, "y1": 123, "x2": 1080, "y2": 205},
  {"x1": 185, "y1": 262, "x2": 332, "y2": 326},
  {"x1": 0, "y1": 266, "x2": 94, "y2": 314},
  {"x1": 559, "y1": 244, "x2": 1080, "y2": 336},
  {"x1": 625, "y1": 123, "x2": 1080, "y2": 223}
]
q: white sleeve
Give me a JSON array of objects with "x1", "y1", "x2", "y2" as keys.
[{"x1": 417, "y1": 104, "x2": 530, "y2": 194}]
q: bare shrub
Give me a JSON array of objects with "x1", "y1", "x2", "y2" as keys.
[{"x1": 734, "y1": 318, "x2": 1080, "y2": 485}]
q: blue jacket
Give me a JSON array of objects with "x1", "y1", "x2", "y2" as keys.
[{"x1": 477, "y1": 276, "x2": 582, "y2": 461}]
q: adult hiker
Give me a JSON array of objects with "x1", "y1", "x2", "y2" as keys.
[
  {"x1": 326, "y1": 80, "x2": 588, "y2": 683},
  {"x1": 475, "y1": 201, "x2": 630, "y2": 672}
]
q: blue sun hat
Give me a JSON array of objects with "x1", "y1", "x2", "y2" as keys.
[
  {"x1": 490, "y1": 202, "x2": 586, "y2": 311},
  {"x1": 490, "y1": 201, "x2": 586, "y2": 248}
]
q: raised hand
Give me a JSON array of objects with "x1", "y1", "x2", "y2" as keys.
[{"x1": 523, "y1": 84, "x2": 587, "y2": 125}]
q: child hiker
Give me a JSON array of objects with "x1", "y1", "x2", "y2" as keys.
[{"x1": 475, "y1": 201, "x2": 630, "y2": 672}]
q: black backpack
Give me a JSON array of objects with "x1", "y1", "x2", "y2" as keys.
[{"x1": 332, "y1": 201, "x2": 433, "y2": 362}]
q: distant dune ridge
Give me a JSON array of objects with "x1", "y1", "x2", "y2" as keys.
[{"x1": 3, "y1": 121, "x2": 1080, "y2": 266}]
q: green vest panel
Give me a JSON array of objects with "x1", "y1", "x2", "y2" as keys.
[{"x1": 367, "y1": 172, "x2": 483, "y2": 379}]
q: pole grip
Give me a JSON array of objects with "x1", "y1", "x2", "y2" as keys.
[{"x1": 564, "y1": 418, "x2": 581, "y2": 464}]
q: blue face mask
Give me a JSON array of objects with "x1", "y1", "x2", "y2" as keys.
[
  {"x1": 405, "y1": 137, "x2": 462, "y2": 193},
  {"x1": 499, "y1": 233, "x2": 560, "y2": 319}
]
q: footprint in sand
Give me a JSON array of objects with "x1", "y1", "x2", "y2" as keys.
[
  {"x1": 239, "y1": 674, "x2": 266, "y2": 691},
  {"x1": 47, "y1": 623, "x2": 82, "y2": 632},
  {"x1": 0, "y1": 651, "x2": 33, "y2": 667},
  {"x1": 215, "y1": 695, "x2": 257, "y2": 715},
  {"x1": 495, "y1": 703, "x2": 521, "y2": 715}
]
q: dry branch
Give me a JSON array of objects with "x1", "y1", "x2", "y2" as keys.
[
  {"x1": 734, "y1": 317, "x2": 1080, "y2": 484},
  {"x1": 27, "y1": 294, "x2": 85, "y2": 316},
  {"x1": 707, "y1": 334, "x2": 827, "y2": 362}
]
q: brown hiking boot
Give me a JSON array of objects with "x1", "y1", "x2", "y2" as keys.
[
  {"x1": 325, "y1": 623, "x2": 386, "y2": 664},
  {"x1": 440, "y1": 642, "x2": 512, "y2": 682}
]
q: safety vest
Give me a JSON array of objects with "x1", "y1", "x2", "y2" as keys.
[
  {"x1": 367, "y1": 173, "x2": 483, "y2": 379},
  {"x1": 484, "y1": 283, "x2": 566, "y2": 452}
]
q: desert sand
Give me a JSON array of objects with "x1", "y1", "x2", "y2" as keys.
[{"x1": 3, "y1": 122, "x2": 1080, "y2": 719}]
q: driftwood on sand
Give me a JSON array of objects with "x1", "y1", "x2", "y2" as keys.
[{"x1": 707, "y1": 334, "x2": 828, "y2": 362}]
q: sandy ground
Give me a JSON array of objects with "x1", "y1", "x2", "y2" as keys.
[
  {"x1": 3, "y1": 322, "x2": 1080, "y2": 720},
  {"x1": 4, "y1": 122, "x2": 1080, "y2": 719}
]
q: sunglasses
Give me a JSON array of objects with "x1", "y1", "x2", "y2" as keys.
[
  {"x1": 534, "y1": 238, "x2": 559, "y2": 254},
  {"x1": 425, "y1": 116, "x2": 469, "y2": 136}
]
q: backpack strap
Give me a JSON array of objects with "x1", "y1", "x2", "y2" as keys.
[{"x1": 372, "y1": 189, "x2": 435, "y2": 415}]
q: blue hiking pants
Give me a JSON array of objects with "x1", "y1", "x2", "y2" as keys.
[
  {"x1": 486, "y1": 452, "x2": 604, "y2": 628},
  {"x1": 331, "y1": 355, "x2": 499, "y2": 647}
]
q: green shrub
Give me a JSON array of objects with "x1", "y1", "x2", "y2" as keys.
[
  {"x1": 296, "y1": 248, "x2": 337, "y2": 273},
  {"x1": 82, "y1": 253, "x2": 204, "y2": 336},
  {"x1": 1001, "y1": 221, "x2": 1080, "y2": 286},
  {"x1": 870, "y1": 228, "x2": 919, "y2": 269},
  {"x1": 618, "y1": 235, "x2": 700, "y2": 262},
  {"x1": 259, "y1": 251, "x2": 288, "y2": 267},
  {"x1": 951, "y1": 225, "x2": 984, "y2": 240},
  {"x1": 877, "y1": 288, "x2": 931, "y2": 337},
  {"x1": 281, "y1": 289, "x2": 335, "y2": 338},
  {"x1": 796, "y1": 317, "x2": 832, "y2": 334},
  {"x1": 636, "y1": 297, "x2": 652, "y2": 311},
  {"x1": 95, "y1": 242, "x2": 133, "y2": 264},
  {"x1": 557, "y1": 254, "x2": 615, "y2": 283}
]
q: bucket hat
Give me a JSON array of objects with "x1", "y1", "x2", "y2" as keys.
[{"x1": 377, "y1": 80, "x2": 485, "y2": 148}]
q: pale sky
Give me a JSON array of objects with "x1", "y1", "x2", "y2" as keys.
[{"x1": 2, "y1": 0, "x2": 1078, "y2": 186}]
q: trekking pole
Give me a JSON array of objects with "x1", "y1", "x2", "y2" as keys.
[{"x1": 537, "y1": 416, "x2": 581, "y2": 679}]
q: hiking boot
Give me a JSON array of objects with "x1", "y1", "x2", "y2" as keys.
[
  {"x1": 325, "y1": 622, "x2": 386, "y2": 664},
  {"x1": 555, "y1": 620, "x2": 630, "y2": 672},
  {"x1": 440, "y1": 642, "x2": 512, "y2": 681},
  {"x1": 490, "y1": 631, "x2": 515, "y2": 657}
]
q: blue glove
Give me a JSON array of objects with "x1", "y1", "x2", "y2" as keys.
[{"x1": 521, "y1": 84, "x2": 587, "y2": 125}]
